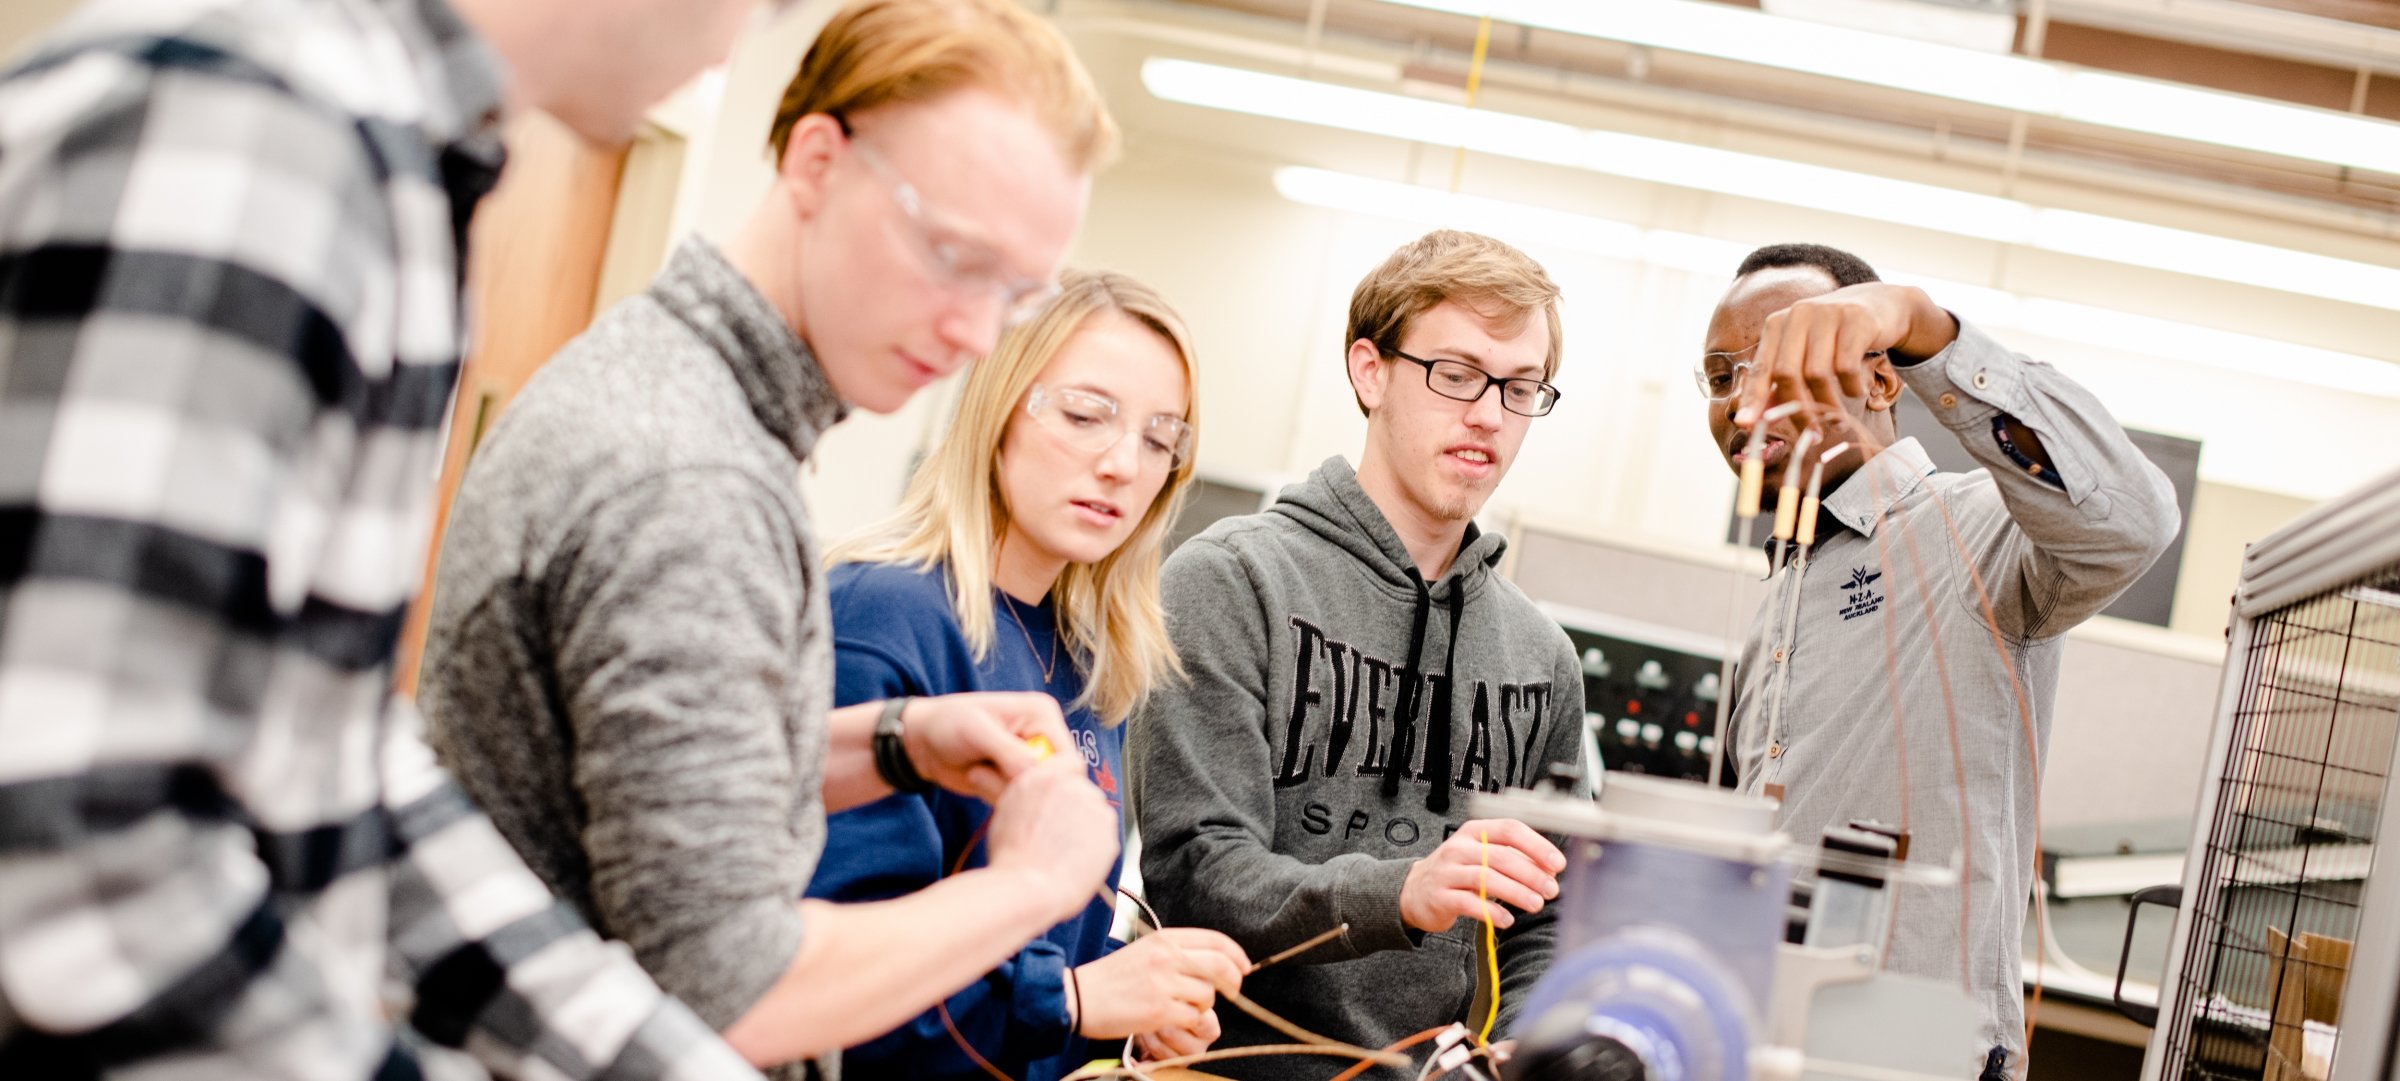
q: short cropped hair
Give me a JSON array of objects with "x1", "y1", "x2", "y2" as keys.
[
  {"x1": 1344, "y1": 229, "x2": 1563, "y2": 417},
  {"x1": 766, "y1": 0, "x2": 1117, "y2": 173},
  {"x1": 1733, "y1": 242, "x2": 1880, "y2": 287}
]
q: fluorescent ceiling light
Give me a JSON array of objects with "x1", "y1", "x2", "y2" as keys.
[
  {"x1": 1145, "y1": 58, "x2": 2029, "y2": 238},
  {"x1": 1271, "y1": 165, "x2": 2400, "y2": 400},
  {"x1": 1388, "y1": 0, "x2": 2060, "y2": 112},
  {"x1": 1275, "y1": 166, "x2": 1643, "y2": 256},
  {"x1": 1382, "y1": 0, "x2": 2400, "y2": 176},
  {"x1": 2019, "y1": 299, "x2": 2400, "y2": 398},
  {"x1": 1761, "y1": 0, "x2": 2016, "y2": 54},
  {"x1": 2028, "y1": 210, "x2": 2400, "y2": 311},
  {"x1": 1148, "y1": 59, "x2": 2400, "y2": 312}
]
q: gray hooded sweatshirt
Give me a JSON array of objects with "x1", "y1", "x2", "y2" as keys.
[{"x1": 1130, "y1": 456, "x2": 1585, "y2": 1080}]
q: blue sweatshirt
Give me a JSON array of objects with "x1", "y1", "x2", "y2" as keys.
[{"x1": 812, "y1": 561, "x2": 1126, "y2": 1081}]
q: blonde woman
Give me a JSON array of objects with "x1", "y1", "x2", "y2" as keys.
[{"x1": 813, "y1": 271, "x2": 1248, "y2": 1079}]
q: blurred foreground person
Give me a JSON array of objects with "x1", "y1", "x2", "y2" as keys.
[{"x1": 0, "y1": 0, "x2": 786, "y2": 1077}]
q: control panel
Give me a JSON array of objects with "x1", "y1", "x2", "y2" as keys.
[{"x1": 1544, "y1": 604, "x2": 1737, "y2": 787}]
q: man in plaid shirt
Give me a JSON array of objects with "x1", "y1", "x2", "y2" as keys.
[{"x1": 0, "y1": 0, "x2": 786, "y2": 1077}]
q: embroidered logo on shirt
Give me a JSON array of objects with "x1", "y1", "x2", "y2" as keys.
[{"x1": 1839, "y1": 566, "x2": 1885, "y2": 621}]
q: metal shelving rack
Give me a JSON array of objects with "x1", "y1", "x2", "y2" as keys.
[{"x1": 2144, "y1": 466, "x2": 2400, "y2": 1081}]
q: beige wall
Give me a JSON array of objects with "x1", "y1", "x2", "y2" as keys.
[
  {"x1": 2170, "y1": 481, "x2": 2317, "y2": 638},
  {"x1": 1, "y1": 0, "x2": 78, "y2": 60}
]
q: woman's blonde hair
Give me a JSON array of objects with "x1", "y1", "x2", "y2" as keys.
[
  {"x1": 829, "y1": 270, "x2": 1200, "y2": 725},
  {"x1": 767, "y1": 0, "x2": 1117, "y2": 173}
]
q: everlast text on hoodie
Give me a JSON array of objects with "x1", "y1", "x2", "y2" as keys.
[{"x1": 1129, "y1": 456, "x2": 1586, "y2": 1080}]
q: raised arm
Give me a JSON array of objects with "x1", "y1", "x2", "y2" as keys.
[
  {"x1": 1736, "y1": 282, "x2": 2178, "y2": 638},
  {"x1": 1890, "y1": 318, "x2": 2179, "y2": 636}
]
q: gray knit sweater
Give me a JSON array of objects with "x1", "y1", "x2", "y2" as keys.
[{"x1": 420, "y1": 238, "x2": 847, "y2": 1067}]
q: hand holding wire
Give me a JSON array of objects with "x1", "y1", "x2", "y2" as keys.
[
  {"x1": 1798, "y1": 442, "x2": 1851, "y2": 548},
  {"x1": 1131, "y1": 1008, "x2": 1221, "y2": 1061},
  {"x1": 1399, "y1": 819, "x2": 1564, "y2": 933},
  {"x1": 1733, "y1": 281, "x2": 1951, "y2": 428},
  {"x1": 981, "y1": 754, "x2": 1118, "y2": 924},
  {"x1": 1071, "y1": 927, "x2": 1248, "y2": 1040},
  {"x1": 900, "y1": 691, "x2": 1077, "y2": 800}
]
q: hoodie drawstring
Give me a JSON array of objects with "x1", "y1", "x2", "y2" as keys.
[
  {"x1": 1382, "y1": 570, "x2": 1433, "y2": 801},
  {"x1": 1424, "y1": 582, "x2": 1465, "y2": 815},
  {"x1": 1380, "y1": 568, "x2": 1469, "y2": 815}
]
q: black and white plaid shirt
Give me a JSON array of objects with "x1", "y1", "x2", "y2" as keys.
[{"x1": 0, "y1": 2, "x2": 762, "y2": 1078}]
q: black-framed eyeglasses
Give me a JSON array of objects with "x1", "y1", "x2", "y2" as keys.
[{"x1": 1388, "y1": 349, "x2": 1560, "y2": 417}]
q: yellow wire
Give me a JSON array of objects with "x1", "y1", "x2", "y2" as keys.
[
  {"x1": 1476, "y1": 829, "x2": 1500, "y2": 1045},
  {"x1": 1448, "y1": 14, "x2": 1495, "y2": 193}
]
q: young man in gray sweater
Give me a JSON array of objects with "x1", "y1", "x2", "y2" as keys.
[
  {"x1": 1131, "y1": 230, "x2": 1588, "y2": 1079},
  {"x1": 417, "y1": 1, "x2": 1160, "y2": 1075},
  {"x1": 1702, "y1": 243, "x2": 2178, "y2": 1075}
]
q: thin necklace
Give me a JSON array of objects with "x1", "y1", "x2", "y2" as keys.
[{"x1": 1002, "y1": 590, "x2": 1059, "y2": 683}]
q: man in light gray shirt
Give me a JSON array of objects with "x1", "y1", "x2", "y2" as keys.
[{"x1": 1697, "y1": 243, "x2": 2179, "y2": 1074}]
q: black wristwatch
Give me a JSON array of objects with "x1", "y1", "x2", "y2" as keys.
[{"x1": 873, "y1": 697, "x2": 933, "y2": 795}]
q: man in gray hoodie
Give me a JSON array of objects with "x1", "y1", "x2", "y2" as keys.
[{"x1": 1131, "y1": 230, "x2": 1587, "y2": 1079}]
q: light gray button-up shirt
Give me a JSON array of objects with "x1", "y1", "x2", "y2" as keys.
[{"x1": 1725, "y1": 320, "x2": 2180, "y2": 1055}]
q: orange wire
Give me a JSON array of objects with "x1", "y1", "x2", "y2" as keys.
[
  {"x1": 1326, "y1": 1025, "x2": 1450, "y2": 1081},
  {"x1": 1067, "y1": 1042, "x2": 1401, "y2": 1081},
  {"x1": 937, "y1": 817, "x2": 1019, "y2": 1081},
  {"x1": 1918, "y1": 481, "x2": 2049, "y2": 1053},
  {"x1": 1838, "y1": 422, "x2": 2049, "y2": 1066},
  {"x1": 941, "y1": 1001, "x2": 1019, "y2": 1081},
  {"x1": 1882, "y1": 464, "x2": 1977, "y2": 995}
]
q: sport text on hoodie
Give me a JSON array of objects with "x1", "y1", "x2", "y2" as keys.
[{"x1": 1130, "y1": 456, "x2": 1586, "y2": 1080}]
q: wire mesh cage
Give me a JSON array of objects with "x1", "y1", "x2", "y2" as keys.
[{"x1": 2145, "y1": 470, "x2": 2400, "y2": 1081}]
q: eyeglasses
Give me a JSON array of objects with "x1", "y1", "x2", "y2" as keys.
[
  {"x1": 1693, "y1": 346, "x2": 1757, "y2": 402},
  {"x1": 1388, "y1": 350, "x2": 1561, "y2": 417},
  {"x1": 846, "y1": 135, "x2": 1062, "y2": 328},
  {"x1": 1025, "y1": 384, "x2": 1193, "y2": 470}
]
